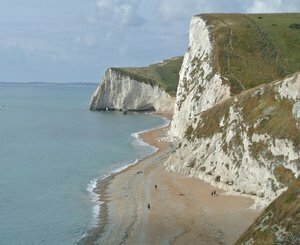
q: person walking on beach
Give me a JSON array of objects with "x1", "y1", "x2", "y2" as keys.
[
  {"x1": 147, "y1": 203, "x2": 151, "y2": 210},
  {"x1": 155, "y1": 184, "x2": 157, "y2": 190},
  {"x1": 211, "y1": 191, "x2": 214, "y2": 196}
]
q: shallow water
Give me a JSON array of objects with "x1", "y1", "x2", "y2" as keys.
[{"x1": 0, "y1": 85, "x2": 165, "y2": 244}]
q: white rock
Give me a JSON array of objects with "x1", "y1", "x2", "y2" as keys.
[
  {"x1": 166, "y1": 70, "x2": 300, "y2": 208},
  {"x1": 90, "y1": 69, "x2": 175, "y2": 113},
  {"x1": 275, "y1": 73, "x2": 300, "y2": 101},
  {"x1": 270, "y1": 139, "x2": 299, "y2": 162},
  {"x1": 170, "y1": 16, "x2": 230, "y2": 138}
]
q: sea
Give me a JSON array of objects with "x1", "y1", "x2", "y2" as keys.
[{"x1": 0, "y1": 84, "x2": 166, "y2": 245}]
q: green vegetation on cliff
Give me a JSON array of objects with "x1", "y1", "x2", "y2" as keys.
[
  {"x1": 111, "y1": 56, "x2": 183, "y2": 96},
  {"x1": 186, "y1": 76, "x2": 300, "y2": 148},
  {"x1": 201, "y1": 13, "x2": 300, "y2": 94},
  {"x1": 236, "y1": 173, "x2": 300, "y2": 244}
]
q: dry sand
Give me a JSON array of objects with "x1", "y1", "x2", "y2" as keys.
[{"x1": 82, "y1": 124, "x2": 261, "y2": 245}]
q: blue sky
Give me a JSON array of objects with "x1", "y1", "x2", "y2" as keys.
[{"x1": 0, "y1": 0, "x2": 299, "y2": 83}]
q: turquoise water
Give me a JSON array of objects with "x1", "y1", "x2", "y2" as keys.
[{"x1": 0, "y1": 85, "x2": 165, "y2": 244}]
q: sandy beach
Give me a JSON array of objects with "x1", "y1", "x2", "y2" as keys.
[{"x1": 81, "y1": 121, "x2": 261, "y2": 245}]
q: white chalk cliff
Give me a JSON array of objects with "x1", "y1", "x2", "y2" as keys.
[
  {"x1": 165, "y1": 15, "x2": 300, "y2": 208},
  {"x1": 170, "y1": 16, "x2": 231, "y2": 138},
  {"x1": 90, "y1": 68, "x2": 175, "y2": 113},
  {"x1": 166, "y1": 73, "x2": 300, "y2": 208}
]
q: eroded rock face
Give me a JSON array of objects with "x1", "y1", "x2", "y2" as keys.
[
  {"x1": 90, "y1": 69, "x2": 175, "y2": 113},
  {"x1": 170, "y1": 16, "x2": 230, "y2": 138},
  {"x1": 165, "y1": 14, "x2": 300, "y2": 209},
  {"x1": 165, "y1": 73, "x2": 300, "y2": 209}
]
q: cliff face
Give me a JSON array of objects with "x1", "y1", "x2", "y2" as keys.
[
  {"x1": 170, "y1": 16, "x2": 230, "y2": 138},
  {"x1": 166, "y1": 73, "x2": 300, "y2": 208},
  {"x1": 166, "y1": 14, "x2": 300, "y2": 208},
  {"x1": 90, "y1": 56, "x2": 183, "y2": 113},
  {"x1": 171, "y1": 13, "x2": 300, "y2": 139},
  {"x1": 90, "y1": 68, "x2": 175, "y2": 113}
]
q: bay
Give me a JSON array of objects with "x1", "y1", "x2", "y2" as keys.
[{"x1": 0, "y1": 85, "x2": 165, "y2": 244}]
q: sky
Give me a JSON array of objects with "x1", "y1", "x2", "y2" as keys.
[{"x1": 0, "y1": 0, "x2": 299, "y2": 83}]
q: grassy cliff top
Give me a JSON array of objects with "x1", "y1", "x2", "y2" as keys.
[
  {"x1": 201, "y1": 13, "x2": 300, "y2": 95},
  {"x1": 111, "y1": 56, "x2": 183, "y2": 96}
]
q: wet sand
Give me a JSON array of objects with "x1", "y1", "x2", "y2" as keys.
[{"x1": 82, "y1": 124, "x2": 260, "y2": 245}]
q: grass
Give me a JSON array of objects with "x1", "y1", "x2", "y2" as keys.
[
  {"x1": 111, "y1": 56, "x2": 183, "y2": 96},
  {"x1": 274, "y1": 165, "x2": 295, "y2": 187},
  {"x1": 236, "y1": 177, "x2": 300, "y2": 244},
  {"x1": 201, "y1": 13, "x2": 300, "y2": 95},
  {"x1": 188, "y1": 79, "x2": 300, "y2": 149},
  {"x1": 187, "y1": 98, "x2": 233, "y2": 139},
  {"x1": 238, "y1": 84, "x2": 299, "y2": 145}
]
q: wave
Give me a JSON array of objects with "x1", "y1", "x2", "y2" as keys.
[
  {"x1": 131, "y1": 115, "x2": 169, "y2": 158},
  {"x1": 86, "y1": 159, "x2": 139, "y2": 228}
]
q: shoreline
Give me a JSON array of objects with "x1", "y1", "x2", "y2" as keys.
[
  {"x1": 80, "y1": 113, "x2": 261, "y2": 244},
  {"x1": 89, "y1": 112, "x2": 171, "y2": 224},
  {"x1": 78, "y1": 113, "x2": 172, "y2": 244}
]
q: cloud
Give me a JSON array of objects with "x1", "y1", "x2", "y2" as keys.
[
  {"x1": 96, "y1": 0, "x2": 145, "y2": 26},
  {"x1": 248, "y1": 0, "x2": 300, "y2": 13}
]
